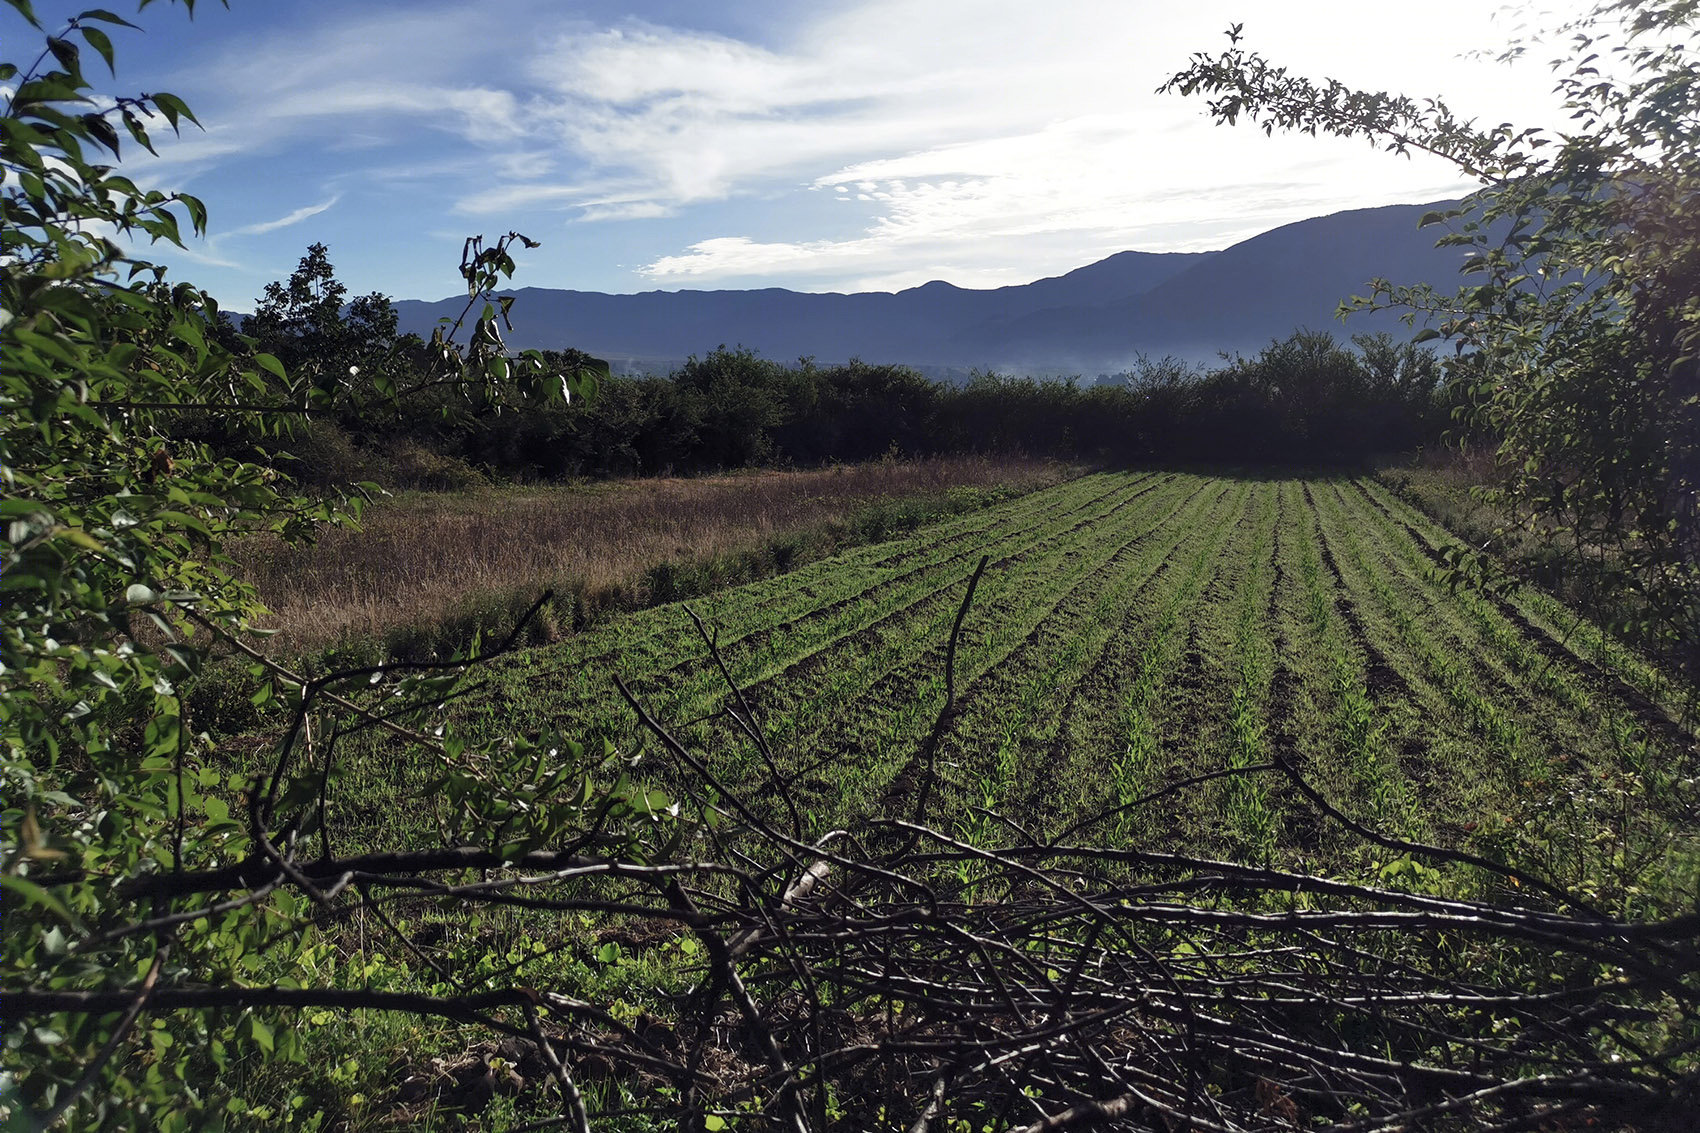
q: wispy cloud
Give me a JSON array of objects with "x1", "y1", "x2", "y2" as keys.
[
  {"x1": 511, "y1": 0, "x2": 1549, "y2": 285},
  {"x1": 227, "y1": 195, "x2": 342, "y2": 237},
  {"x1": 151, "y1": 2, "x2": 544, "y2": 164},
  {"x1": 635, "y1": 117, "x2": 1477, "y2": 288},
  {"x1": 577, "y1": 200, "x2": 675, "y2": 222},
  {"x1": 159, "y1": 242, "x2": 247, "y2": 271},
  {"x1": 85, "y1": 0, "x2": 1591, "y2": 299}
]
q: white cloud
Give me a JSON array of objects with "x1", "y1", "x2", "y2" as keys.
[
  {"x1": 227, "y1": 195, "x2": 342, "y2": 237},
  {"x1": 643, "y1": 236, "x2": 867, "y2": 279},
  {"x1": 541, "y1": 26, "x2": 812, "y2": 110},
  {"x1": 101, "y1": 0, "x2": 1606, "y2": 298},
  {"x1": 515, "y1": 0, "x2": 1586, "y2": 285}
]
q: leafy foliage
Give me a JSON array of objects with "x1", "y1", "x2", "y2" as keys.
[
  {"x1": 448, "y1": 334, "x2": 1446, "y2": 482},
  {"x1": 0, "y1": 5, "x2": 601, "y2": 1125},
  {"x1": 1163, "y1": 0, "x2": 1700, "y2": 677}
]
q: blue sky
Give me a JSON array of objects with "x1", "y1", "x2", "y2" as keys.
[{"x1": 5, "y1": 1, "x2": 1593, "y2": 309}]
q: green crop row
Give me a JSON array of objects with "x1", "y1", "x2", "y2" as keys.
[{"x1": 325, "y1": 472, "x2": 1695, "y2": 915}]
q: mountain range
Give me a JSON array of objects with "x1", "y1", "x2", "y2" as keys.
[{"x1": 393, "y1": 199, "x2": 1469, "y2": 376}]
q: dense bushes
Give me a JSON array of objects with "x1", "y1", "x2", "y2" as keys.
[
  {"x1": 361, "y1": 332, "x2": 1447, "y2": 485},
  {"x1": 216, "y1": 245, "x2": 1447, "y2": 488}
]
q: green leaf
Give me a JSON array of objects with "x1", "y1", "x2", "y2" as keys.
[
  {"x1": 81, "y1": 112, "x2": 121, "y2": 157},
  {"x1": 180, "y1": 192, "x2": 208, "y2": 235},
  {"x1": 121, "y1": 108, "x2": 157, "y2": 156},
  {"x1": 1, "y1": 875, "x2": 87, "y2": 931},
  {"x1": 57, "y1": 526, "x2": 105, "y2": 552},
  {"x1": 79, "y1": 24, "x2": 115, "y2": 75},
  {"x1": 253, "y1": 352, "x2": 288, "y2": 381},
  {"x1": 246, "y1": 1015, "x2": 275, "y2": 1054},
  {"x1": 149, "y1": 90, "x2": 199, "y2": 131},
  {"x1": 76, "y1": 8, "x2": 142, "y2": 30},
  {"x1": 46, "y1": 35, "x2": 81, "y2": 77}
]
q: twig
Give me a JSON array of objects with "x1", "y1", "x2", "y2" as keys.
[
  {"x1": 36, "y1": 943, "x2": 171, "y2": 1129},
  {"x1": 911, "y1": 554, "x2": 991, "y2": 831},
  {"x1": 686, "y1": 605, "x2": 803, "y2": 840},
  {"x1": 905, "y1": 1073, "x2": 949, "y2": 1133},
  {"x1": 524, "y1": 1000, "x2": 590, "y2": 1133}
]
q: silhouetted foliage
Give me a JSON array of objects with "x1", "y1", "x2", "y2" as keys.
[{"x1": 335, "y1": 333, "x2": 1448, "y2": 486}]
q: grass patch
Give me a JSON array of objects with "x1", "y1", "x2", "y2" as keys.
[{"x1": 233, "y1": 455, "x2": 1075, "y2": 663}]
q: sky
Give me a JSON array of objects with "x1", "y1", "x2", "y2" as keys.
[{"x1": 4, "y1": 0, "x2": 1601, "y2": 308}]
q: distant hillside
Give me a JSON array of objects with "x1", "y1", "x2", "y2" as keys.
[{"x1": 393, "y1": 200, "x2": 1467, "y2": 373}]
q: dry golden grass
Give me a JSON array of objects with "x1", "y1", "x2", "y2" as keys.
[{"x1": 238, "y1": 456, "x2": 1075, "y2": 656}]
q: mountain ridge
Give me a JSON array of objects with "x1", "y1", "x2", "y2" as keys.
[{"x1": 393, "y1": 200, "x2": 1466, "y2": 373}]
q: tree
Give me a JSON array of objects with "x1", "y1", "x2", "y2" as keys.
[
  {"x1": 0, "y1": 5, "x2": 591, "y2": 1124},
  {"x1": 243, "y1": 243, "x2": 426, "y2": 420},
  {"x1": 245, "y1": 242, "x2": 351, "y2": 369},
  {"x1": 671, "y1": 346, "x2": 787, "y2": 471},
  {"x1": 1162, "y1": 0, "x2": 1700, "y2": 677}
]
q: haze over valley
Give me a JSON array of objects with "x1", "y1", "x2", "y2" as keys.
[{"x1": 392, "y1": 200, "x2": 1468, "y2": 375}]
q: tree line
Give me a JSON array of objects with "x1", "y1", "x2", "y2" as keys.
[
  {"x1": 220, "y1": 247, "x2": 1451, "y2": 487},
  {"x1": 486, "y1": 331, "x2": 1446, "y2": 479}
]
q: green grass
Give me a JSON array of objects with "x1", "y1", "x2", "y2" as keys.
[
  {"x1": 309, "y1": 471, "x2": 1695, "y2": 903},
  {"x1": 238, "y1": 469, "x2": 1698, "y2": 1126}
]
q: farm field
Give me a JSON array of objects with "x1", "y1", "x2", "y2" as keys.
[
  {"x1": 233, "y1": 455, "x2": 1070, "y2": 657},
  {"x1": 336, "y1": 470, "x2": 1696, "y2": 914}
]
